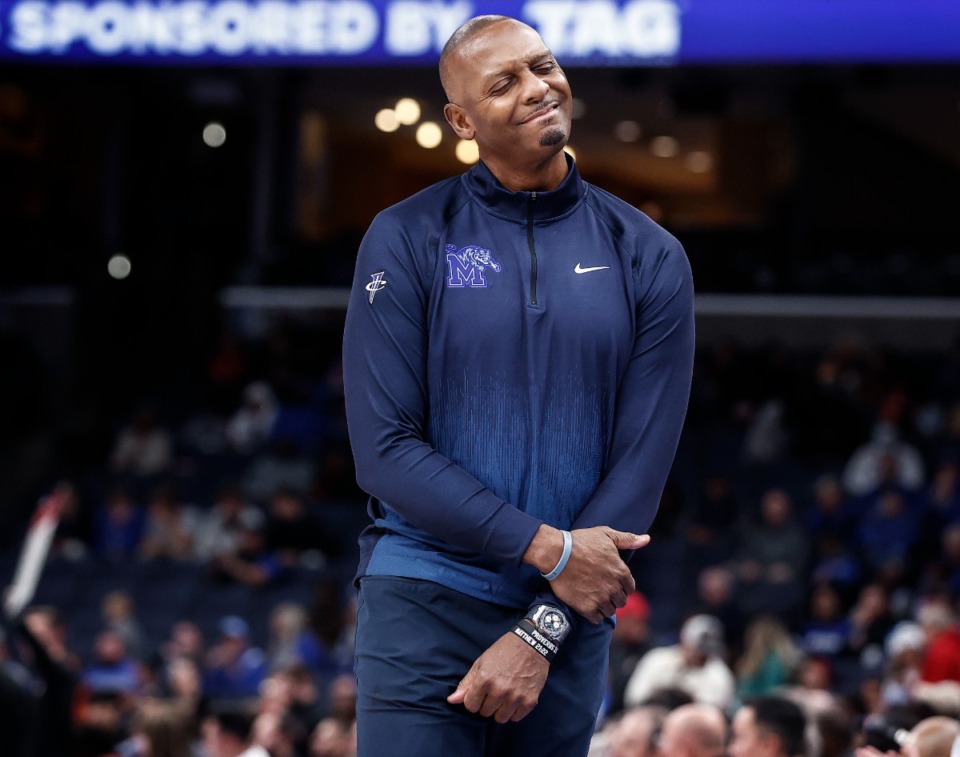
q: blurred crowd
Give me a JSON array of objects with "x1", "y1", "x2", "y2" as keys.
[{"x1": 0, "y1": 314, "x2": 959, "y2": 756}]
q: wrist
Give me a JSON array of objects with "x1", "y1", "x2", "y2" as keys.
[
  {"x1": 522, "y1": 524, "x2": 565, "y2": 575},
  {"x1": 511, "y1": 604, "x2": 572, "y2": 663}
]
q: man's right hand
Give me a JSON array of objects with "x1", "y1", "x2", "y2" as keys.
[{"x1": 523, "y1": 525, "x2": 650, "y2": 624}]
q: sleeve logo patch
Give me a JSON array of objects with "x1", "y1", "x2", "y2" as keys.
[{"x1": 365, "y1": 271, "x2": 387, "y2": 303}]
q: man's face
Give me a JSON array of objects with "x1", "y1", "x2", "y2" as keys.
[
  {"x1": 444, "y1": 20, "x2": 572, "y2": 168},
  {"x1": 729, "y1": 707, "x2": 775, "y2": 757}
]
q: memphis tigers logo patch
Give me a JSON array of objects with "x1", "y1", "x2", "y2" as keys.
[{"x1": 445, "y1": 244, "x2": 501, "y2": 288}]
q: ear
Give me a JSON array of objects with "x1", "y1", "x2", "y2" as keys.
[{"x1": 443, "y1": 103, "x2": 475, "y2": 141}]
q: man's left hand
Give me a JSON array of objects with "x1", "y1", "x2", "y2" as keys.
[{"x1": 446, "y1": 631, "x2": 549, "y2": 723}]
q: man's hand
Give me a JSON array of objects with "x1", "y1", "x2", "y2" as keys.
[
  {"x1": 524, "y1": 525, "x2": 650, "y2": 624},
  {"x1": 446, "y1": 631, "x2": 549, "y2": 723}
]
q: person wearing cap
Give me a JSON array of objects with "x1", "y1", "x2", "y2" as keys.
[
  {"x1": 623, "y1": 614, "x2": 736, "y2": 711},
  {"x1": 203, "y1": 616, "x2": 268, "y2": 700}
]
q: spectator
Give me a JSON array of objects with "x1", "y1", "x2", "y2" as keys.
[
  {"x1": 799, "y1": 583, "x2": 852, "y2": 659},
  {"x1": 917, "y1": 600, "x2": 960, "y2": 687},
  {"x1": 203, "y1": 616, "x2": 268, "y2": 701},
  {"x1": 735, "y1": 488, "x2": 808, "y2": 618},
  {"x1": 81, "y1": 629, "x2": 141, "y2": 695},
  {"x1": 856, "y1": 489, "x2": 921, "y2": 581},
  {"x1": 138, "y1": 485, "x2": 200, "y2": 562},
  {"x1": 692, "y1": 564, "x2": 747, "y2": 656},
  {"x1": 310, "y1": 717, "x2": 354, "y2": 757},
  {"x1": 209, "y1": 523, "x2": 281, "y2": 589},
  {"x1": 226, "y1": 381, "x2": 279, "y2": 455},
  {"x1": 109, "y1": 405, "x2": 174, "y2": 478},
  {"x1": 843, "y1": 401, "x2": 926, "y2": 497},
  {"x1": 735, "y1": 616, "x2": 801, "y2": 700},
  {"x1": 729, "y1": 695, "x2": 807, "y2": 757},
  {"x1": 806, "y1": 474, "x2": 858, "y2": 544},
  {"x1": 624, "y1": 614, "x2": 736, "y2": 711},
  {"x1": 93, "y1": 486, "x2": 145, "y2": 561},
  {"x1": 201, "y1": 702, "x2": 267, "y2": 757},
  {"x1": 880, "y1": 621, "x2": 927, "y2": 708},
  {"x1": 657, "y1": 702, "x2": 728, "y2": 757},
  {"x1": 100, "y1": 589, "x2": 147, "y2": 662},
  {"x1": 847, "y1": 583, "x2": 897, "y2": 659},
  {"x1": 905, "y1": 716, "x2": 960, "y2": 757},
  {"x1": 262, "y1": 487, "x2": 325, "y2": 568},
  {"x1": 119, "y1": 697, "x2": 198, "y2": 757},
  {"x1": 193, "y1": 483, "x2": 264, "y2": 563},
  {"x1": 241, "y1": 438, "x2": 317, "y2": 505},
  {"x1": 159, "y1": 620, "x2": 206, "y2": 669},
  {"x1": 603, "y1": 704, "x2": 667, "y2": 757},
  {"x1": 265, "y1": 602, "x2": 336, "y2": 682}
]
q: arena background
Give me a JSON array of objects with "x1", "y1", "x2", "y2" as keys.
[{"x1": 1, "y1": 1, "x2": 960, "y2": 753}]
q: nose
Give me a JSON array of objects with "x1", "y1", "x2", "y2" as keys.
[{"x1": 519, "y1": 69, "x2": 551, "y2": 103}]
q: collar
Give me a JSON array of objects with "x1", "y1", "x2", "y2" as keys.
[{"x1": 463, "y1": 153, "x2": 585, "y2": 223}]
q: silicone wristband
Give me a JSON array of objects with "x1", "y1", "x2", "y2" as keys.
[
  {"x1": 512, "y1": 619, "x2": 558, "y2": 662},
  {"x1": 541, "y1": 530, "x2": 572, "y2": 581}
]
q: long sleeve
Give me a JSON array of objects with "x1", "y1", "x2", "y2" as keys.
[
  {"x1": 342, "y1": 211, "x2": 542, "y2": 565},
  {"x1": 571, "y1": 238, "x2": 695, "y2": 538}
]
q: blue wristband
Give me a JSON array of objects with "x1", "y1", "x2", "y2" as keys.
[{"x1": 541, "y1": 530, "x2": 573, "y2": 581}]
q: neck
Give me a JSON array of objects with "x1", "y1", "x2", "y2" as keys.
[{"x1": 482, "y1": 149, "x2": 569, "y2": 193}]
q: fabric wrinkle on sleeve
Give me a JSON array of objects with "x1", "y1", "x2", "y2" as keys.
[{"x1": 343, "y1": 213, "x2": 542, "y2": 565}]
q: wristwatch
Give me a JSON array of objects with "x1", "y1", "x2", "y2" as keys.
[{"x1": 527, "y1": 604, "x2": 572, "y2": 644}]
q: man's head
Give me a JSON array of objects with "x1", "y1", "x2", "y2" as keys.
[
  {"x1": 607, "y1": 705, "x2": 667, "y2": 757},
  {"x1": 658, "y1": 703, "x2": 728, "y2": 757},
  {"x1": 902, "y1": 716, "x2": 960, "y2": 757},
  {"x1": 729, "y1": 696, "x2": 806, "y2": 757},
  {"x1": 439, "y1": 16, "x2": 572, "y2": 182}
]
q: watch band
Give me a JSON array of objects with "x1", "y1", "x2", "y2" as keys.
[{"x1": 512, "y1": 618, "x2": 559, "y2": 662}]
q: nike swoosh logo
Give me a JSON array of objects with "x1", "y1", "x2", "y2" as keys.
[{"x1": 574, "y1": 264, "x2": 610, "y2": 274}]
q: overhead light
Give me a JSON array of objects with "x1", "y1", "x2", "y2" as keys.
[
  {"x1": 395, "y1": 98, "x2": 421, "y2": 125},
  {"x1": 375, "y1": 108, "x2": 400, "y2": 132},
  {"x1": 650, "y1": 135, "x2": 679, "y2": 158},
  {"x1": 455, "y1": 139, "x2": 479, "y2": 164},
  {"x1": 614, "y1": 120, "x2": 642, "y2": 142},
  {"x1": 416, "y1": 122, "x2": 443, "y2": 149},
  {"x1": 202, "y1": 122, "x2": 227, "y2": 148},
  {"x1": 108, "y1": 254, "x2": 132, "y2": 280}
]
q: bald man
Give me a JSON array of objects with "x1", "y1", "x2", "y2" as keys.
[
  {"x1": 658, "y1": 704, "x2": 729, "y2": 757},
  {"x1": 344, "y1": 14, "x2": 694, "y2": 757}
]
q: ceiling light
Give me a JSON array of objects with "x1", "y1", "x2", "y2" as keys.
[
  {"x1": 375, "y1": 109, "x2": 400, "y2": 132},
  {"x1": 455, "y1": 140, "x2": 479, "y2": 164},
  {"x1": 416, "y1": 121, "x2": 443, "y2": 148},
  {"x1": 395, "y1": 98, "x2": 421, "y2": 125}
]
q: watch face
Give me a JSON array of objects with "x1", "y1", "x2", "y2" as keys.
[{"x1": 539, "y1": 609, "x2": 569, "y2": 640}]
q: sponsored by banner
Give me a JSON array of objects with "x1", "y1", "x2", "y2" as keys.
[{"x1": 0, "y1": 0, "x2": 957, "y2": 64}]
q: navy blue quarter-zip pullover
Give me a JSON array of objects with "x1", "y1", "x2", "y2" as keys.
[{"x1": 343, "y1": 156, "x2": 694, "y2": 612}]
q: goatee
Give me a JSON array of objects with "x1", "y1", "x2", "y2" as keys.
[{"x1": 539, "y1": 127, "x2": 566, "y2": 147}]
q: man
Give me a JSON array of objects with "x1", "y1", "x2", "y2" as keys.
[
  {"x1": 729, "y1": 696, "x2": 806, "y2": 757},
  {"x1": 658, "y1": 703, "x2": 729, "y2": 757},
  {"x1": 342, "y1": 14, "x2": 695, "y2": 757},
  {"x1": 623, "y1": 614, "x2": 736, "y2": 711},
  {"x1": 605, "y1": 705, "x2": 667, "y2": 757}
]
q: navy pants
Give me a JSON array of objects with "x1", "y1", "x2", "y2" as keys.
[{"x1": 354, "y1": 576, "x2": 611, "y2": 757}]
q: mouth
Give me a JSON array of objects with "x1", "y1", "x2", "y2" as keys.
[{"x1": 520, "y1": 101, "x2": 560, "y2": 125}]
